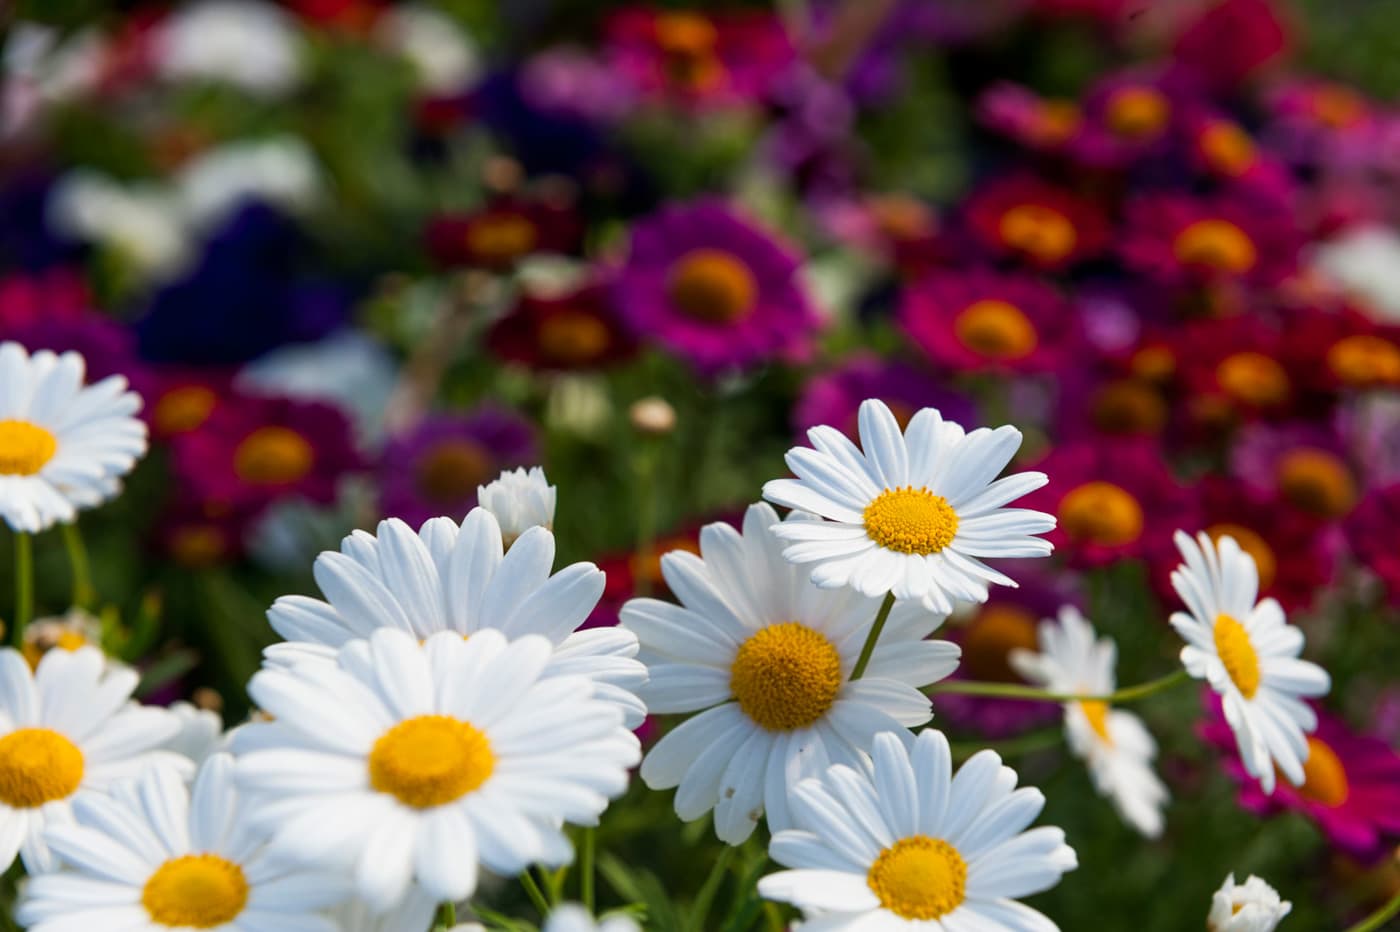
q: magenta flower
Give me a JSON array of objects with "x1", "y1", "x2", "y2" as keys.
[
  {"x1": 792, "y1": 354, "x2": 974, "y2": 440},
  {"x1": 1119, "y1": 193, "x2": 1301, "y2": 286}
]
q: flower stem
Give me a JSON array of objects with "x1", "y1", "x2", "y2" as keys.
[
  {"x1": 1345, "y1": 888, "x2": 1400, "y2": 932},
  {"x1": 927, "y1": 669, "x2": 1191, "y2": 704},
  {"x1": 61, "y1": 522, "x2": 96, "y2": 611},
  {"x1": 435, "y1": 902, "x2": 456, "y2": 929},
  {"x1": 11, "y1": 533, "x2": 33, "y2": 648},
  {"x1": 580, "y1": 826, "x2": 596, "y2": 913},
  {"x1": 632, "y1": 443, "x2": 661, "y2": 598},
  {"x1": 520, "y1": 869, "x2": 551, "y2": 919},
  {"x1": 850, "y1": 592, "x2": 896, "y2": 681}
]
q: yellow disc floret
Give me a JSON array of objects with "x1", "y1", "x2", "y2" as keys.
[
  {"x1": 1057, "y1": 481, "x2": 1143, "y2": 547},
  {"x1": 667, "y1": 249, "x2": 757, "y2": 324},
  {"x1": 233, "y1": 427, "x2": 314, "y2": 485},
  {"x1": 867, "y1": 835, "x2": 968, "y2": 920},
  {"x1": 1213, "y1": 614, "x2": 1261, "y2": 699},
  {"x1": 730, "y1": 623, "x2": 842, "y2": 731},
  {"x1": 863, "y1": 487, "x2": 960, "y2": 555},
  {"x1": 368, "y1": 714, "x2": 495, "y2": 808},
  {"x1": 1079, "y1": 701, "x2": 1113, "y2": 744},
  {"x1": 0, "y1": 420, "x2": 58, "y2": 476},
  {"x1": 953, "y1": 300, "x2": 1039, "y2": 360},
  {"x1": 0, "y1": 728, "x2": 84, "y2": 808},
  {"x1": 1173, "y1": 219, "x2": 1258, "y2": 274},
  {"x1": 1297, "y1": 737, "x2": 1349, "y2": 807},
  {"x1": 142, "y1": 854, "x2": 250, "y2": 928}
]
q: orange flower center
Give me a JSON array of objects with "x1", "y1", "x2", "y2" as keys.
[
  {"x1": 961, "y1": 604, "x2": 1039, "y2": 682},
  {"x1": 1296, "y1": 737, "x2": 1349, "y2": 807},
  {"x1": 730, "y1": 623, "x2": 843, "y2": 731},
  {"x1": 655, "y1": 11, "x2": 718, "y2": 56},
  {"x1": 537, "y1": 311, "x2": 611, "y2": 365},
  {"x1": 1326, "y1": 335, "x2": 1400, "y2": 388},
  {"x1": 1276, "y1": 448, "x2": 1356, "y2": 518},
  {"x1": 1036, "y1": 100, "x2": 1082, "y2": 144},
  {"x1": 1216, "y1": 352, "x2": 1290, "y2": 407},
  {"x1": 414, "y1": 439, "x2": 492, "y2": 504},
  {"x1": 1058, "y1": 481, "x2": 1144, "y2": 547},
  {"x1": 154, "y1": 385, "x2": 217, "y2": 435},
  {"x1": 1091, "y1": 380, "x2": 1168, "y2": 434},
  {"x1": 170, "y1": 525, "x2": 229, "y2": 568},
  {"x1": 233, "y1": 427, "x2": 314, "y2": 485},
  {"x1": 1311, "y1": 85, "x2": 1366, "y2": 129},
  {"x1": 1207, "y1": 523, "x2": 1277, "y2": 592},
  {"x1": 667, "y1": 249, "x2": 757, "y2": 324},
  {"x1": 0, "y1": 420, "x2": 58, "y2": 476},
  {"x1": 1105, "y1": 86, "x2": 1171, "y2": 139},
  {"x1": 1130, "y1": 344, "x2": 1176, "y2": 383},
  {"x1": 465, "y1": 214, "x2": 538, "y2": 265},
  {"x1": 997, "y1": 204, "x2": 1078, "y2": 264},
  {"x1": 953, "y1": 300, "x2": 1039, "y2": 360},
  {"x1": 1198, "y1": 121, "x2": 1257, "y2": 178},
  {"x1": 1173, "y1": 219, "x2": 1258, "y2": 274}
]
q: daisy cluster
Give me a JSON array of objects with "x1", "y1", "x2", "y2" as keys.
[{"x1": 2, "y1": 0, "x2": 1400, "y2": 928}]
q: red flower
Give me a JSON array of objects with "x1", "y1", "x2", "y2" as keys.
[
  {"x1": 964, "y1": 176, "x2": 1110, "y2": 271},
  {"x1": 1120, "y1": 193, "x2": 1300, "y2": 287},
  {"x1": 426, "y1": 196, "x2": 583, "y2": 270},
  {"x1": 486, "y1": 281, "x2": 637, "y2": 371}
]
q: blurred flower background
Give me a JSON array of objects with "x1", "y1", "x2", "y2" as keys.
[{"x1": 2, "y1": 0, "x2": 1399, "y2": 928}]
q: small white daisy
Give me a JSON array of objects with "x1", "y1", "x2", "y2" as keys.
[
  {"x1": 19, "y1": 754, "x2": 350, "y2": 931},
  {"x1": 1169, "y1": 530, "x2": 1331, "y2": 794},
  {"x1": 233, "y1": 628, "x2": 640, "y2": 911},
  {"x1": 0, "y1": 341, "x2": 148, "y2": 532},
  {"x1": 330, "y1": 890, "x2": 438, "y2": 932},
  {"x1": 262, "y1": 510, "x2": 646, "y2": 727},
  {"x1": 1009, "y1": 605, "x2": 1169, "y2": 838},
  {"x1": 477, "y1": 466, "x2": 557, "y2": 547},
  {"x1": 163, "y1": 700, "x2": 226, "y2": 765},
  {"x1": 758, "y1": 729, "x2": 1077, "y2": 930},
  {"x1": 544, "y1": 903, "x2": 641, "y2": 932},
  {"x1": 1208, "y1": 873, "x2": 1292, "y2": 931},
  {"x1": 0, "y1": 646, "x2": 190, "y2": 872},
  {"x1": 622, "y1": 502, "x2": 960, "y2": 844},
  {"x1": 762, "y1": 398, "x2": 1055, "y2": 614}
]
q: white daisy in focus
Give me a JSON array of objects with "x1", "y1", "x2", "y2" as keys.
[
  {"x1": 0, "y1": 647, "x2": 191, "y2": 872},
  {"x1": 758, "y1": 729, "x2": 1077, "y2": 929},
  {"x1": 622, "y1": 503, "x2": 960, "y2": 844},
  {"x1": 1009, "y1": 605, "x2": 1169, "y2": 838},
  {"x1": 478, "y1": 466, "x2": 557, "y2": 546},
  {"x1": 762, "y1": 398, "x2": 1055, "y2": 614},
  {"x1": 18, "y1": 755, "x2": 350, "y2": 931},
  {"x1": 374, "y1": 5, "x2": 480, "y2": 94},
  {"x1": 1208, "y1": 873, "x2": 1292, "y2": 932},
  {"x1": 154, "y1": 0, "x2": 304, "y2": 96},
  {"x1": 233, "y1": 628, "x2": 640, "y2": 910},
  {"x1": 545, "y1": 903, "x2": 641, "y2": 932},
  {"x1": 262, "y1": 511, "x2": 646, "y2": 727},
  {"x1": 331, "y1": 889, "x2": 438, "y2": 932},
  {"x1": 0, "y1": 342, "x2": 149, "y2": 532},
  {"x1": 1169, "y1": 530, "x2": 1331, "y2": 793}
]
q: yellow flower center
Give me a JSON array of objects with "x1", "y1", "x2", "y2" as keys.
[
  {"x1": 414, "y1": 439, "x2": 491, "y2": 504},
  {"x1": 1327, "y1": 334, "x2": 1400, "y2": 387},
  {"x1": 729, "y1": 622, "x2": 842, "y2": 731},
  {"x1": 537, "y1": 311, "x2": 612, "y2": 364},
  {"x1": 465, "y1": 214, "x2": 538, "y2": 264},
  {"x1": 863, "y1": 487, "x2": 960, "y2": 555},
  {"x1": 667, "y1": 249, "x2": 757, "y2": 325},
  {"x1": 962, "y1": 604, "x2": 1039, "y2": 682},
  {"x1": 368, "y1": 714, "x2": 495, "y2": 808},
  {"x1": 1172, "y1": 219, "x2": 1258, "y2": 274},
  {"x1": 953, "y1": 299, "x2": 1039, "y2": 360},
  {"x1": 1208, "y1": 524, "x2": 1277, "y2": 592},
  {"x1": 867, "y1": 836, "x2": 967, "y2": 920},
  {"x1": 997, "y1": 204, "x2": 1078, "y2": 264},
  {"x1": 1297, "y1": 737, "x2": 1349, "y2": 807},
  {"x1": 1276, "y1": 448, "x2": 1356, "y2": 518},
  {"x1": 153, "y1": 385, "x2": 217, "y2": 435},
  {"x1": 0, "y1": 728, "x2": 85, "y2": 808},
  {"x1": 655, "y1": 11, "x2": 718, "y2": 56},
  {"x1": 233, "y1": 426, "x2": 314, "y2": 485},
  {"x1": 170, "y1": 525, "x2": 229, "y2": 568},
  {"x1": 142, "y1": 854, "x2": 250, "y2": 928},
  {"x1": 1311, "y1": 85, "x2": 1366, "y2": 129},
  {"x1": 22, "y1": 628, "x2": 90, "y2": 670},
  {"x1": 1215, "y1": 351, "x2": 1290, "y2": 407},
  {"x1": 1199, "y1": 121, "x2": 1257, "y2": 177},
  {"x1": 1079, "y1": 700, "x2": 1113, "y2": 743},
  {"x1": 0, "y1": 419, "x2": 58, "y2": 476},
  {"x1": 1130, "y1": 344, "x2": 1176, "y2": 382},
  {"x1": 1091, "y1": 379, "x2": 1168, "y2": 434},
  {"x1": 1057, "y1": 481, "x2": 1144, "y2": 547},
  {"x1": 1105, "y1": 86, "x2": 1171, "y2": 139},
  {"x1": 1213, "y1": 614, "x2": 1261, "y2": 699}
]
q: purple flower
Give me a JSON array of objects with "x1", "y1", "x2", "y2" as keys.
[{"x1": 793, "y1": 355, "x2": 975, "y2": 439}]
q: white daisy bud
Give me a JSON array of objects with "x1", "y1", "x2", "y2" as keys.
[
  {"x1": 477, "y1": 466, "x2": 557, "y2": 546},
  {"x1": 1208, "y1": 874, "x2": 1292, "y2": 931},
  {"x1": 629, "y1": 396, "x2": 676, "y2": 435}
]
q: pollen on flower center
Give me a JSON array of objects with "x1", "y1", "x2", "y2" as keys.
[
  {"x1": 415, "y1": 439, "x2": 492, "y2": 504},
  {"x1": 233, "y1": 426, "x2": 314, "y2": 485},
  {"x1": 0, "y1": 728, "x2": 85, "y2": 808},
  {"x1": 953, "y1": 299, "x2": 1039, "y2": 360},
  {"x1": 1172, "y1": 219, "x2": 1258, "y2": 273},
  {"x1": 998, "y1": 204, "x2": 1077, "y2": 263},
  {"x1": 1079, "y1": 701, "x2": 1113, "y2": 744},
  {"x1": 863, "y1": 486, "x2": 960, "y2": 555},
  {"x1": 368, "y1": 714, "x2": 495, "y2": 808},
  {"x1": 0, "y1": 419, "x2": 58, "y2": 476},
  {"x1": 1297, "y1": 737, "x2": 1349, "y2": 807},
  {"x1": 1213, "y1": 614, "x2": 1261, "y2": 699},
  {"x1": 1326, "y1": 335, "x2": 1400, "y2": 387},
  {"x1": 1057, "y1": 481, "x2": 1143, "y2": 547},
  {"x1": 867, "y1": 835, "x2": 967, "y2": 920},
  {"x1": 730, "y1": 622, "x2": 842, "y2": 731},
  {"x1": 667, "y1": 249, "x2": 757, "y2": 324},
  {"x1": 1106, "y1": 86, "x2": 1170, "y2": 139},
  {"x1": 1216, "y1": 352, "x2": 1290, "y2": 407},
  {"x1": 1276, "y1": 448, "x2": 1357, "y2": 518},
  {"x1": 537, "y1": 311, "x2": 611, "y2": 364},
  {"x1": 154, "y1": 385, "x2": 217, "y2": 435},
  {"x1": 142, "y1": 854, "x2": 250, "y2": 928}
]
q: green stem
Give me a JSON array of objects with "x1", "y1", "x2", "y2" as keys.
[
  {"x1": 61, "y1": 522, "x2": 96, "y2": 611},
  {"x1": 580, "y1": 826, "x2": 596, "y2": 913},
  {"x1": 927, "y1": 669, "x2": 1191, "y2": 705},
  {"x1": 435, "y1": 902, "x2": 456, "y2": 929},
  {"x1": 11, "y1": 533, "x2": 33, "y2": 649},
  {"x1": 850, "y1": 592, "x2": 896, "y2": 681},
  {"x1": 633, "y1": 443, "x2": 660, "y2": 598},
  {"x1": 520, "y1": 869, "x2": 551, "y2": 919},
  {"x1": 1345, "y1": 888, "x2": 1400, "y2": 932}
]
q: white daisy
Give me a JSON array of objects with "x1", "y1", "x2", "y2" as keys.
[
  {"x1": 762, "y1": 398, "x2": 1055, "y2": 614},
  {"x1": 18, "y1": 754, "x2": 350, "y2": 932},
  {"x1": 544, "y1": 903, "x2": 641, "y2": 932},
  {"x1": 477, "y1": 466, "x2": 557, "y2": 547},
  {"x1": 622, "y1": 502, "x2": 960, "y2": 844},
  {"x1": 758, "y1": 729, "x2": 1077, "y2": 930},
  {"x1": 233, "y1": 628, "x2": 640, "y2": 910},
  {"x1": 262, "y1": 510, "x2": 646, "y2": 727},
  {"x1": 373, "y1": 4, "x2": 480, "y2": 94},
  {"x1": 1207, "y1": 873, "x2": 1292, "y2": 931},
  {"x1": 0, "y1": 341, "x2": 148, "y2": 532},
  {"x1": 0, "y1": 646, "x2": 191, "y2": 872},
  {"x1": 331, "y1": 890, "x2": 438, "y2": 932},
  {"x1": 154, "y1": 0, "x2": 304, "y2": 96},
  {"x1": 1009, "y1": 605, "x2": 1169, "y2": 838},
  {"x1": 163, "y1": 700, "x2": 226, "y2": 765},
  {"x1": 1169, "y1": 530, "x2": 1331, "y2": 794}
]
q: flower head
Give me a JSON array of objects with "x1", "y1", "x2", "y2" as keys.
[
  {"x1": 486, "y1": 281, "x2": 637, "y2": 371},
  {"x1": 478, "y1": 466, "x2": 557, "y2": 547},
  {"x1": 1120, "y1": 194, "x2": 1299, "y2": 287},
  {"x1": 1208, "y1": 873, "x2": 1292, "y2": 932},
  {"x1": 964, "y1": 176, "x2": 1109, "y2": 270}
]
